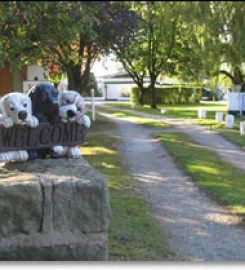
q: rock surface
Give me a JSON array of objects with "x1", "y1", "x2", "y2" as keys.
[{"x1": 0, "y1": 157, "x2": 110, "y2": 260}]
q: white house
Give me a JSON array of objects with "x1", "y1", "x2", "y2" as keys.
[
  {"x1": 97, "y1": 70, "x2": 151, "y2": 100},
  {"x1": 23, "y1": 64, "x2": 52, "y2": 93}
]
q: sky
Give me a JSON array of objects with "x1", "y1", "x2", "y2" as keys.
[{"x1": 91, "y1": 53, "x2": 123, "y2": 78}]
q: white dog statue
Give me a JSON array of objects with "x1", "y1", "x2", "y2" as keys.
[
  {"x1": 53, "y1": 90, "x2": 90, "y2": 158},
  {"x1": 0, "y1": 92, "x2": 39, "y2": 162}
]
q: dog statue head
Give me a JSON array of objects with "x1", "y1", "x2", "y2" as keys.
[
  {"x1": 58, "y1": 90, "x2": 86, "y2": 124},
  {"x1": 0, "y1": 92, "x2": 33, "y2": 125},
  {"x1": 28, "y1": 83, "x2": 60, "y2": 124}
]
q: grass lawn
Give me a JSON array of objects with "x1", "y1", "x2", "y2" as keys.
[
  {"x1": 190, "y1": 115, "x2": 245, "y2": 148},
  {"x1": 98, "y1": 107, "x2": 169, "y2": 129},
  {"x1": 80, "y1": 114, "x2": 169, "y2": 261},
  {"x1": 0, "y1": 168, "x2": 12, "y2": 173},
  {"x1": 107, "y1": 101, "x2": 227, "y2": 119},
  {"x1": 156, "y1": 132, "x2": 245, "y2": 216}
]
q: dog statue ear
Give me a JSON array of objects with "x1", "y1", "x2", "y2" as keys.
[
  {"x1": 26, "y1": 95, "x2": 33, "y2": 115},
  {"x1": 28, "y1": 86, "x2": 37, "y2": 114}
]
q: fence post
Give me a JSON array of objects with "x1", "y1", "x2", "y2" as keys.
[{"x1": 91, "y1": 88, "x2": 95, "y2": 121}]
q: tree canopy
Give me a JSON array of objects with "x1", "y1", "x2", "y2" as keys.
[
  {"x1": 0, "y1": 1, "x2": 137, "y2": 93},
  {"x1": 0, "y1": 1, "x2": 245, "y2": 101}
]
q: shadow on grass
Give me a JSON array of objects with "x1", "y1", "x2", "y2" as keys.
[
  {"x1": 81, "y1": 114, "x2": 170, "y2": 260},
  {"x1": 99, "y1": 108, "x2": 169, "y2": 129},
  {"x1": 156, "y1": 132, "x2": 245, "y2": 216}
]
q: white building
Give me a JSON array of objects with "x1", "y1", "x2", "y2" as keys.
[
  {"x1": 23, "y1": 64, "x2": 52, "y2": 93},
  {"x1": 97, "y1": 70, "x2": 150, "y2": 100}
]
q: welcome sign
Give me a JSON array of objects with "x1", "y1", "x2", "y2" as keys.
[{"x1": 0, "y1": 123, "x2": 87, "y2": 152}]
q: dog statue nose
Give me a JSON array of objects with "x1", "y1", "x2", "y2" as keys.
[
  {"x1": 67, "y1": 110, "x2": 76, "y2": 118},
  {"x1": 18, "y1": 111, "x2": 27, "y2": 120}
]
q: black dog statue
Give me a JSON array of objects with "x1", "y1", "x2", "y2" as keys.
[
  {"x1": 27, "y1": 83, "x2": 61, "y2": 159},
  {"x1": 29, "y1": 83, "x2": 60, "y2": 124}
]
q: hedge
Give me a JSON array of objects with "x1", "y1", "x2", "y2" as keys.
[{"x1": 130, "y1": 85, "x2": 202, "y2": 105}]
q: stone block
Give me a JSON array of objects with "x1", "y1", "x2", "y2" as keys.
[{"x1": 0, "y1": 157, "x2": 110, "y2": 260}]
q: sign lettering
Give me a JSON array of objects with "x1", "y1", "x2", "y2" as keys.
[{"x1": 0, "y1": 123, "x2": 86, "y2": 152}]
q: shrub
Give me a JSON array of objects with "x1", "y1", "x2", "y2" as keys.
[{"x1": 131, "y1": 85, "x2": 202, "y2": 105}]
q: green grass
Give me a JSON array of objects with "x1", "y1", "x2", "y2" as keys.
[
  {"x1": 80, "y1": 114, "x2": 169, "y2": 261},
  {"x1": 0, "y1": 168, "x2": 11, "y2": 174},
  {"x1": 99, "y1": 107, "x2": 169, "y2": 129},
  {"x1": 105, "y1": 102, "x2": 245, "y2": 148},
  {"x1": 193, "y1": 115, "x2": 245, "y2": 148},
  {"x1": 156, "y1": 132, "x2": 245, "y2": 215},
  {"x1": 107, "y1": 101, "x2": 227, "y2": 119},
  {"x1": 219, "y1": 129, "x2": 245, "y2": 148}
]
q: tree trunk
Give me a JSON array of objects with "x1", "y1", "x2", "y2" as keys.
[
  {"x1": 10, "y1": 63, "x2": 23, "y2": 92},
  {"x1": 80, "y1": 67, "x2": 90, "y2": 96},
  {"x1": 80, "y1": 45, "x2": 92, "y2": 96},
  {"x1": 139, "y1": 92, "x2": 144, "y2": 105},
  {"x1": 66, "y1": 63, "x2": 81, "y2": 91},
  {"x1": 138, "y1": 82, "x2": 145, "y2": 105},
  {"x1": 150, "y1": 80, "x2": 157, "y2": 109}
]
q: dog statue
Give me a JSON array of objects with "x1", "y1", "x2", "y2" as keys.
[
  {"x1": 53, "y1": 90, "x2": 91, "y2": 158},
  {"x1": 28, "y1": 83, "x2": 61, "y2": 159},
  {"x1": 28, "y1": 83, "x2": 60, "y2": 124},
  {"x1": 0, "y1": 92, "x2": 39, "y2": 162}
]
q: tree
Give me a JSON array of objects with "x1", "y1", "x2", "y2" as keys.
[
  {"x1": 114, "y1": 2, "x2": 212, "y2": 108},
  {"x1": 30, "y1": 1, "x2": 138, "y2": 94},
  {"x1": 0, "y1": 1, "x2": 40, "y2": 90},
  {"x1": 0, "y1": 2, "x2": 137, "y2": 94},
  {"x1": 215, "y1": 2, "x2": 245, "y2": 90},
  {"x1": 190, "y1": 2, "x2": 245, "y2": 91}
]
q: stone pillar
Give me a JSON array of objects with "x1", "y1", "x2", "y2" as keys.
[{"x1": 0, "y1": 158, "x2": 111, "y2": 261}]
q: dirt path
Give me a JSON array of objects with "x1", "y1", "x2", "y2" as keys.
[
  {"x1": 99, "y1": 111, "x2": 245, "y2": 261},
  {"x1": 98, "y1": 105, "x2": 245, "y2": 173}
]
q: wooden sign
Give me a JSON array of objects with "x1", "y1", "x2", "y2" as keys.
[{"x1": 0, "y1": 123, "x2": 87, "y2": 152}]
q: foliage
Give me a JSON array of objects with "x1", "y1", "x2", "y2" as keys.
[
  {"x1": 0, "y1": 2, "x2": 35, "y2": 67},
  {"x1": 113, "y1": 2, "x2": 214, "y2": 108},
  {"x1": 1, "y1": 1, "x2": 245, "y2": 97},
  {"x1": 219, "y1": 67, "x2": 245, "y2": 92},
  {"x1": 131, "y1": 85, "x2": 202, "y2": 105},
  {"x1": 46, "y1": 59, "x2": 64, "y2": 87},
  {"x1": 0, "y1": 2, "x2": 138, "y2": 93},
  {"x1": 194, "y1": 2, "x2": 245, "y2": 90},
  {"x1": 82, "y1": 72, "x2": 102, "y2": 97},
  {"x1": 113, "y1": 2, "x2": 245, "y2": 107}
]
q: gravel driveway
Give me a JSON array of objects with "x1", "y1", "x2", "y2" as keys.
[
  {"x1": 99, "y1": 111, "x2": 245, "y2": 261},
  {"x1": 99, "y1": 105, "x2": 245, "y2": 173}
]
